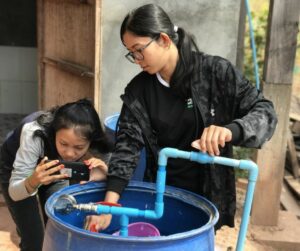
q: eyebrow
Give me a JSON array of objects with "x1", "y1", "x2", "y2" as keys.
[
  {"x1": 59, "y1": 140, "x2": 87, "y2": 148},
  {"x1": 74, "y1": 145, "x2": 86, "y2": 148},
  {"x1": 126, "y1": 42, "x2": 145, "y2": 51}
]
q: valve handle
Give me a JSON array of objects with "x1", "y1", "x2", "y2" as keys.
[{"x1": 95, "y1": 201, "x2": 122, "y2": 207}]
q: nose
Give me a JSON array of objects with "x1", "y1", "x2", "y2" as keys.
[{"x1": 63, "y1": 148, "x2": 76, "y2": 161}]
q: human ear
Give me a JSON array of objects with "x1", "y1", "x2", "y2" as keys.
[{"x1": 158, "y1": 33, "x2": 172, "y2": 48}]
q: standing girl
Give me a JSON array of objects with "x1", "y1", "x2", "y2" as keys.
[{"x1": 84, "y1": 4, "x2": 277, "y2": 232}]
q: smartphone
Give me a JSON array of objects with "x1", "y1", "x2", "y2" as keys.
[{"x1": 46, "y1": 160, "x2": 89, "y2": 180}]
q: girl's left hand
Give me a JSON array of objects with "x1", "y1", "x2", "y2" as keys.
[
  {"x1": 83, "y1": 158, "x2": 108, "y2": 182},
  {"x1": 191, "y1": 125, "x2": 232, "y2": 156},
  {"x1": 84, "y1": 214, "x2": 112, "y2": 232}
]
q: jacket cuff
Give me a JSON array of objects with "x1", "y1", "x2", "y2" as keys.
[
  {"x1": 106, "y1": 175, "x2": 129, "y2": 195},
  {"x1": 224, "y1": 122, "x2": 243, "y2": 144}
]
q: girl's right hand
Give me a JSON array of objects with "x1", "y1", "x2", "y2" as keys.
[
  {"x1": 26, "y1": 157, "x2": 68, "y2": 191},
  {"x1": 191, "y1": 125, "x2": 232, "y2": 156},
  {"x1": 84, "y1": 214, "x2": 112, "y2": 232},
  {"x1": 82, "y1": 191, "x2": 118, "y2": 232}
]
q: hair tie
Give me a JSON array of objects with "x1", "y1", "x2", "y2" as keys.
[{"x1": 174, "y1": 25, "x2": 178, "y2": 33}]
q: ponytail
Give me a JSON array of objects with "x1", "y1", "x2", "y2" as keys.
[{"x1": 170, "y1": 27, "x2": 200, "y2": 98}]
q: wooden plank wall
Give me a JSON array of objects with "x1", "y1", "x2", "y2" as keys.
[
  {"x1": 251, "y1": 0, "x2": 300, "y2": 225},
  {"x1": 37, "y1": 0, "x2": 101, "y2": 110}
]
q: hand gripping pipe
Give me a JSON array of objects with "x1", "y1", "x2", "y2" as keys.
[
  {"x1": 73, "y1": 155, "x2": 166, "y2": 236},
  {"x1": 73, "y1": 147, "x2": 258, "y2": 250},
  {"x1": 158, "y1": 148, "x2": 258, "y2": 251}
]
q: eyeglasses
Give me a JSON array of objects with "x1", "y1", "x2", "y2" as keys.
[{"x1": 125, "y1": 37, "x2": 157, "y2": 63}]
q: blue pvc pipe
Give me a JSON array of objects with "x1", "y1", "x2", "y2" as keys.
[
  {"x1": 120, "y1": 214, "x2": 129, "y2": 237},
  {"x1": 159, "y1": 148, "x2": 258, "y2": 251},
  {"x1": 235, "y1": 160, "x2": 258, "y2": 251},
  {"x1": 73, "y1": 147, "x2": 258, "y2": 249}
]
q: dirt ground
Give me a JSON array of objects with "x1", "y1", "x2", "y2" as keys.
[
  {"x1": 215, "y1": 186, "x2": 277, "y2": 251},
  {"x1": 0, "y1": 194, "x2": 20, "y2": 251},
  {"x1": 216, "y1": 182, "x2": 300, "y2": 251}
]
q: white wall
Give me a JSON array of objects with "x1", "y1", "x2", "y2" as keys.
[
  {"x1": 100, "y1": 0, "x2": 241, "y2": 119},
  {"x1": 0, "y1": 46, "x2": 37, "y2": 114}
]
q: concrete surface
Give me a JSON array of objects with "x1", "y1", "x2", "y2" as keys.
[
  {"x1": 0, "y1": 46, "x2": 37, "y2": 114},
  {"x1": 100, "y1": 0, "x2": 242, "y2": 119}
]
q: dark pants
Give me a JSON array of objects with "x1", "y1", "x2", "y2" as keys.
[{"x1": 0, "y1": 180, "x2": 68, "y2": 251}]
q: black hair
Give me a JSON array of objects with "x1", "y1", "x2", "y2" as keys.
[
  {"x1": 120, "y1": 4, "x2": 200, "y2": 98},
  {"x1": 34, "y1": 98, "x2": 112, "y2": 159}
]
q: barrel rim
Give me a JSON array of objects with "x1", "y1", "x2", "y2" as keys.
[{"x1": 104, "y1": 113, "x2": 119, "y2": 130}]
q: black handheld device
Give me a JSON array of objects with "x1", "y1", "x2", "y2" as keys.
[{"x1": 46, "y1": 160, "x2": 90, "y2": 180}]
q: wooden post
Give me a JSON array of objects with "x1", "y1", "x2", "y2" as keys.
[
  {"x1": 251, "y1": 0, "x2": 300, "y2": 225},
  {"x1": 94, "y1": 0, "x2": 101, "y2": 113}
]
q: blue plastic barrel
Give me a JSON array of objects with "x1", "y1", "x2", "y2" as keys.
[
  {"x1": 43, "y1": 181, "x2": 218, "y2": 251},
  {"x1": 104, "y1": 114, "x2": 146, "y2": 181}
]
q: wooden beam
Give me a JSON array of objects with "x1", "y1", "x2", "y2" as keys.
[
  {"x1": 251, "y1": 0, "x2": 300, "y2": 226},
  {"x1": 291, "y1": 121, "x2": 300, "y2": 134},
  {"x1": 280, "y1": 182, "x2": 300, "y2": 215},
  {"x1": 43, "y1": 57, "x2": 94, "y2": 78},
  {"x1": 263, "y1": 0, "x2": 300, "y2": 84},
  {"x1": 284, "y1": 174, "x2": 300, "y2": 200},
  {"x1": 290, "y1": 112, "x2": 300, "y2": 122},
  {"x1": 252, "y1": 84, "x2": 292, "y2": 226},
  {"x1": 287, "y1": 130, "x2": 300, "y2": 178},
  {"x1": 94, "y1": 0, "x2": 101, "y2": 113}
]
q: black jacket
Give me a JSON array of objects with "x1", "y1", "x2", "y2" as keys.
[{"x1": 107, "y1": 53, "x2": 277, "y2": 228}]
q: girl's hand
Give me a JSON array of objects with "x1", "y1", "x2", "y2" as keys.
[
  {"x1": 191, "y1": 125, "x2": 232, "y2": 156},
  {"x1": 83, "y1": 214, "x2": 112, "y2": 232},
  {"x1": 26, "y1": 157, "x2": 68, "y2": 192},
  {"x1": 83, "y1": 158, "x2": 108, "y2": 182},
  {"x1": 83, "y1": 191, "x2": 119, "y2": 232}
]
